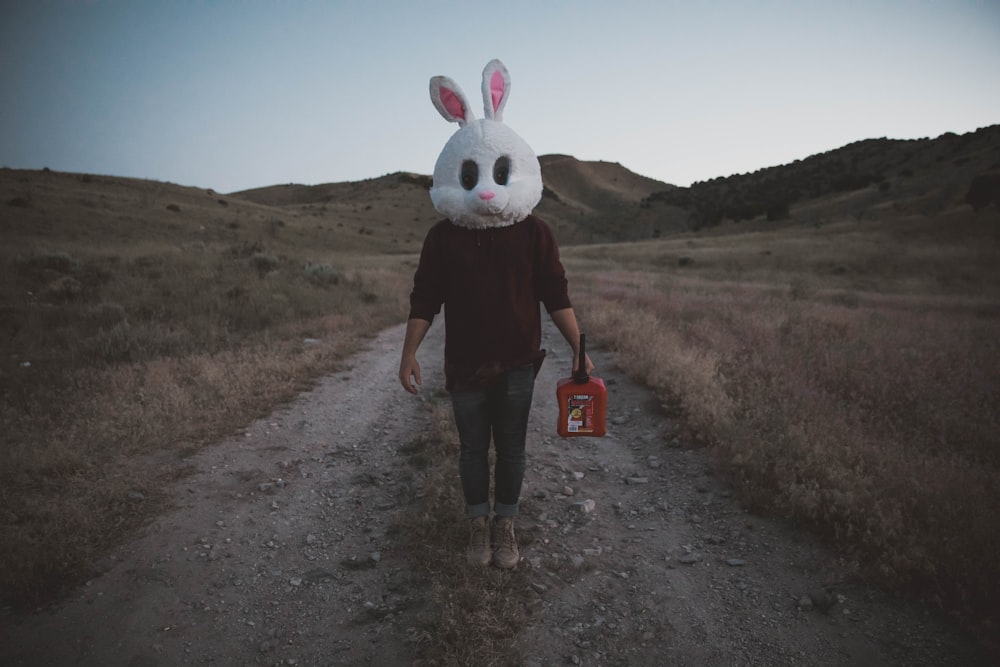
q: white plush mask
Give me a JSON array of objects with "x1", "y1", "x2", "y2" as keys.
[{"x1": 428, "y1": 60, "x2": 543, "y2": 229}]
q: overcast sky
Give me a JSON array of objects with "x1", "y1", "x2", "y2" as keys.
[{"x1": 1, "y1": 0, "x2": 998, "y2": 193}]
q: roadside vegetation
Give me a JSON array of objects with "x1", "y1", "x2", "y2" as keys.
[
  {"x1": 0, "y1": 173, "x2": 414, "y2": 607},
  {"x1": 563, "y1": 208, "x2": 1000, "y2": 629}
]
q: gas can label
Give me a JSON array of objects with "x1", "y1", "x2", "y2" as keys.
[{"x1": 566, "y1": 395, "x2": 595, "y2": 433}]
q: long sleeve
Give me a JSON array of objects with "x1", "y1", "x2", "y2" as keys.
[
  {"x1": 534, "y1": 219, "x2": 572, "y2": 313},
  {"x1": 408, "y1": 222, "x2": 447, "y2": 323}
]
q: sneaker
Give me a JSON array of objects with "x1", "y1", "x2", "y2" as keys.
[
  {"x1": 492, "y1": 517, "x2": 519, "y2": 569},
  {"x1": 467, "y1": 516, "x2": 491, "y2": 566}
]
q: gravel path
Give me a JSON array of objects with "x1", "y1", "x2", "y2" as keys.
[{"x1": 0, "y1": 321, "x2": 990, "y2": 665}]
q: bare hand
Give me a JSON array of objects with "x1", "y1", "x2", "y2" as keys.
[{"x1": 399, "y1": 356, "x2": 422, "y2": 394}]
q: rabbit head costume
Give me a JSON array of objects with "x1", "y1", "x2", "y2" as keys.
[{"x1": 428, "y1": 59, "x2": 543, "y2": 229}]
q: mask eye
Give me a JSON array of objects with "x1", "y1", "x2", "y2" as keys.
[
  {"x1": 493, "y1": 156, "x2": 510, "y2": 186},
  {"x1": 460, "y1": 160, "x2": 478, "y2": 191}
]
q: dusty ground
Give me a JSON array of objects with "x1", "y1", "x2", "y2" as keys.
[{"x1": 0, "y1": 321, "x2": 991, "y2": 666}]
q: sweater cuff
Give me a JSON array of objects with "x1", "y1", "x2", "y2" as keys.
[
  {"x1": 407, "y1": 307, "x2": 437, "y2": 323},
  {"x1": 542, "y1": 296, "x2": 573, "y2": 314}
]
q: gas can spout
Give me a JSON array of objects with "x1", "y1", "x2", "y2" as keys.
[{"x1": 573, "y1": 333, "x2": 589, "y2": 384}]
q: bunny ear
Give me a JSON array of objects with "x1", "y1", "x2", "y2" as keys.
[
  {"x1": 430, "y1": 76, "x2": 474, "y2": 126},
  {"x1": 481, "y1": 59, "x2": 511, "y2": 122}
]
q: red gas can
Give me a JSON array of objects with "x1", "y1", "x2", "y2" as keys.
[{"x1": 556, "y1": 334, "x2": 607, "y2": 437}]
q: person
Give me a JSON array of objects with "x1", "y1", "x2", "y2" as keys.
[{"x1": 398, "y1": 59, "x2": 592, "y2": 569}]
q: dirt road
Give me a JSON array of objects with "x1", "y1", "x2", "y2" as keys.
[{"x1": 0, "y1": 322, "x2": 989, "y2": 665}]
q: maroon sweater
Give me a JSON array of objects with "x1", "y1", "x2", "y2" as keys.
[{"x1": 408, "y1": 215, "x2": 572, "y2": 391}]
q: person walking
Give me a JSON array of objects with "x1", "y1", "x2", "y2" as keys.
[{"x1": 398, "y1": 59, "x2": 592, "y2": 569}]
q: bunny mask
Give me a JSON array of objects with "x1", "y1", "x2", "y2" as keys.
[{"x1": 428, "y1": 59, "x2": 543, "y2": 229}]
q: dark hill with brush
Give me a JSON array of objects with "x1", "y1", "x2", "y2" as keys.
[{"x1": 639, "y1": 124, "x2": 1000, "y2": 235}]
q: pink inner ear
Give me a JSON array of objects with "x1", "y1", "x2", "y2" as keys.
[
  {"x1": 489, "y1": 70, "x2": 505, "y2": 113},
  {"x1": 440, "y1": 87, "x2": 466, "y2": 121}
]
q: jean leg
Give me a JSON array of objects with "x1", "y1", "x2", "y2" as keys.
[
  {"x1": 491, "y1": 365, "x2": 535, "y2": 517},
  {"x1": 450, "y1": 387, "x2": 492, "y2": 518}
]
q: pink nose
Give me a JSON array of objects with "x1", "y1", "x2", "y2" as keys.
[{"x1": 478, "y1": 191, "x2": 495, "y2": 201}]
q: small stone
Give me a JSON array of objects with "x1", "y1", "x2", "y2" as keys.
[
  {"x1": 725, "y1": 558, "x2": 747, "y2": 567},
  {"x1": 562, "y1": 486, "x2": 575, "y2": 497},
  {"x1": 572, "y1": 499, "x2": 596, "y2": 513},
  {"x1": 369, "y1": 551, "x2": 382, "y2": 563},
  {"x1": 305, "y1": 533, "x2": 317, "y2": 545},
  {"x1": 625, "y1": 477, "x2": 649, "y2": 485},
  {"x1": 531, "y1": 582, "x2": 548, "y2": 593},
  {"x1": 571, "y1": 555, "x2": 585, "y2": 568},
  {"x1": 678, "y1": 554, "x2": 700, "y2": 565},
  {"x1": 572, "y1": 472, "x2": 585, "y2": 481},
  {"x1": 289, "y1": 577, "x2": 302, "y2": 587}
]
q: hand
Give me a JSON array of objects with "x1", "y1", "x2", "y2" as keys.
[{"x1": 399, "y1": 356, "x2": 422, "y2": 394}]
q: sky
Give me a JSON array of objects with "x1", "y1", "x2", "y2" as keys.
[{"x1": 1, "y1": 1, "x2": 999, "y2": 194}]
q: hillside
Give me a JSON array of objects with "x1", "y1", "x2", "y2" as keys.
[
  {"x1": 231, "y1": 155, "x2": 671, "y2": 246},
  {"x1": 229, "y1": 124, "x2": 1000, "y2": 246},
  {"x1": 641, "y1": 124, "x2": 1000, "y2": 233},
  {"x1": 0, "y1": 169, "x2": 435, "y2": 260},
  {"x1": 533, "y1": 155, "x2": 671, "y2": 244}
]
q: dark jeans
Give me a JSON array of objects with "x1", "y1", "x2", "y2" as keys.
[{"x1": 449, "y1": 364, "x2": 535, "y2": 519}]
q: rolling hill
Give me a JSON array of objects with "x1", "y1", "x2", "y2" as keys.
[
  {"x1": 229, "y1": 123, "x2": 999, "y2": 246},
  {"x1": 3, "y1": 125, "x2": 997, "y2": 260}
]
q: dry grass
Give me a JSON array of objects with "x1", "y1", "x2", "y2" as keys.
[
  {"x1": 563, "y1": 208, "x2": 1000, "y2": 627},
  {"x1": 0, "y1": 174, "x2": 416, "y2": 608}
]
